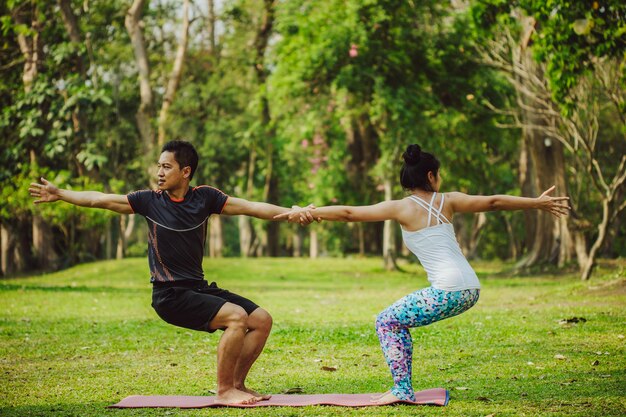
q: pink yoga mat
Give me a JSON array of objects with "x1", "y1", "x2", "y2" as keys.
[{"x1": 110, "y1": 388, "x2": 449, "y2": 408}]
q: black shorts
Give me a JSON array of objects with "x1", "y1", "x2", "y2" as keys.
[{"x1": 151, "y1": 280, "x2": 259, "y2": 332}]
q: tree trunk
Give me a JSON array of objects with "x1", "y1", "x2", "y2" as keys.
[
  {"x1": 1, "y1": 223, "x2": 13, "y2": 276},
  {"x1": 293, "y1": 228, "x2": 303, "y2": 257},
  {"x1": 116, "y1": 214, "x2": 135, "y2": 259},
  {"x1": 514, "y1": 28, "x2": 572, "y2": 268},
  {"x1": 32, "y1": 216, "x2": 59, "y2": 270},
  {"x1": 157, "y1": 0, "x2": 190, "y2": 147},
  {"x1": 209, "y1": 215, "x2": 224, "y2": 258},
  {"x1": 502, "y1": 215, "x2": 520, "y2": 260},
  {"x1": 238, "y1": 147, "x2": 258, "y2": 257},
  {"x1": 125, "y1": 0, "x2": 154, "y2": 158},
  {"x1": 340, "y1": 107, "x2": 381, "y2": 255},
  {"x1": 264, "y1": 144, "x2": 280, "y2": 256},
  {"x1": 466, "y1": 212, "x2": 487, "y2": 260},
  {"x1": 253, "y1": 0, "x2": 279, "y2": 257},
  {"x1": 357, "y1": 223, "x2": 365, "y2": 256},
  {"x1": 309, "y1": 229, "x2": 318, "y2": 259},
  {"x1": 382, "y1": 179, "x2": 396, "y2": 270},
  {"x1": 105, "y1": 219, "x2": 114, "y2": 259},
  {"x1": 207, "y1": 0, "x2": 217, "y2": 58}
]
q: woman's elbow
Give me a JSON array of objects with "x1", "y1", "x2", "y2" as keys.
[{"x1": 343, "y1": 208, "x2": 358, "y2": 222}]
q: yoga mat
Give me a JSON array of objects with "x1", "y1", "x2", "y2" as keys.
[{"x1": 110, "y1": 388, "x2": 449, "y2": 408}]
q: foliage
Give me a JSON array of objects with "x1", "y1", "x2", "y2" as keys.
[
  {"x1": 472, "y1": 0, "x2": 626, "y2": 113},
  {"x1": 0, "y1": 0, "x2": 623, "y2": 272}
]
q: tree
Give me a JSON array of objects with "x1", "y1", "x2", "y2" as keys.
[{"x1": 472, "y1": 0, "x2": 626, "y2": 279}]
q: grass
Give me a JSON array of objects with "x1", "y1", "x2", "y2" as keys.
[{"x1": 1, "y1": 257, "x2": 624, "y2": 417}]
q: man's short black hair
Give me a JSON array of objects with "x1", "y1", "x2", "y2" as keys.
[{"x1": 161, "y1": 140, "x2": 199, "y2": 180}]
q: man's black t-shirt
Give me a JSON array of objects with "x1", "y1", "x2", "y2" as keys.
[{"x1": 127, "y1": 186, "x2": 228, "y2": 283}]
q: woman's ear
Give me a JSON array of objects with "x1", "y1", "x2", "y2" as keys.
[{"x1": 427, "y1": 171, "x2": 436, "y2": 186}]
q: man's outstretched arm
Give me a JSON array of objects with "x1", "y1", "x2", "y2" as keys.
[
  {"x1": 29, "y1": 177, "x2": 133, "y2": 214},
  {"x1": 221, "y1": 196, "x2": 315, "y2": 224}
]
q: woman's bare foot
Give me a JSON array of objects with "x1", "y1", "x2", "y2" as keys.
[
  {"x1": 215, "y1": 388, "x2": 261, "y2": 405},
  {"x1": 370, "y1": 390, "x2": 391, "y2": 400},
  {"x1": 370, "y1": 391, "x2": 402, "y2": 404},
  {"x1": 239, "y1": 386, "x2": 272, "y2": 401}
]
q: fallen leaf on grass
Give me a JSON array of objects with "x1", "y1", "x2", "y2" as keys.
[
  {"x1": 558, "y1": 317, "x2": 586, "y2": 325},
  {"x1": 554, "y1": 354, "x2": 566, "y2": 360},
  {"x1": 455, "y1": 387, "x2": 470, "y2": 390},
  {"x1": 282, "y1": 387, "x2": 303, "y2": 394},
  {"x1": 591, "y1": 360, "x2": 600, "y2": 366},
  {"x1": 476, "y1": 396, "x2": 493, "y2": 402},
  {"x1": 618, "y1": 334, "x2": 624, "y2": 339},
  {"x1": 484, "y1": 414, "x2": 496, "y2": 417},
  {"x1": 321, "y1": 366, "x2": 337, "y2": 372}
]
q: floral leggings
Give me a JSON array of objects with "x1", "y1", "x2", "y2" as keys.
[{"x1": 375, "y1": 287, "x2": 480, "y2": 401}]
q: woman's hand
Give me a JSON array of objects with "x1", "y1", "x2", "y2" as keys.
[{"x1": 536, "y1": 186, "x2": 571, "y2": 218}]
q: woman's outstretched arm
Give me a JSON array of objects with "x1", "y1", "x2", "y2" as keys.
[
  {"x1": 274, "y1": 200, "x2": 405, "y2": 224},
  {"x1": 447, "y1": 186, "x2": 570, "y2": 217}
]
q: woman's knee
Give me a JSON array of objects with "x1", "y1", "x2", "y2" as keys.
[{"x1": 375, "y1": 310, "x2": 397, "y2": 331}]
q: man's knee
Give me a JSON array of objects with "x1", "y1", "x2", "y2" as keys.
[
  {"x1": 211, "y1": 303, "x2": 249, "y2": 330},
  {"x1": 249, "y1": 308, "x2": 272, "y2": 332}
]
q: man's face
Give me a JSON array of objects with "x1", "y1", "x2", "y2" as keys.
[{"x1": 157, "y1": 151, "x2": 189, "y2": 190}]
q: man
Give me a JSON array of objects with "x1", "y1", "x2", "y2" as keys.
[{"x1": 29, "y1": 140, "x2": 313, "y2": 405}]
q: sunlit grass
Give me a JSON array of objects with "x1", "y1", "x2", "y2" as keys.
[{"x1": 1, "y1": 257, "x2": 624, "y2": 416}]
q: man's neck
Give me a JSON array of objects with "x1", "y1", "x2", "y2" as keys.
[{"x1": 166, "y1": 184, "x2": 190, "y2": 201}]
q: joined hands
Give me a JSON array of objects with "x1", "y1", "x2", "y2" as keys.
[{"x1": 276, "y1": 205, "x2": 321, "y2": 225}]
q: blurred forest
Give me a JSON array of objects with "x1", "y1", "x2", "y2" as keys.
[{"x1": 1, "y1": 0, "x2": 624, "y2": 279}]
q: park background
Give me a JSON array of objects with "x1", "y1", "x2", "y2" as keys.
[
  {"x1": 1, "y1": 0, "x2": 624, "y2": 279},
  {"x1": 1, "y1": 1, "x2": 625, "y2": 416}
]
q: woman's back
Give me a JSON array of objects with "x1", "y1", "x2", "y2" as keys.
[{"x1": 400, "y1": 193, "x2": 480, "y2": 291}]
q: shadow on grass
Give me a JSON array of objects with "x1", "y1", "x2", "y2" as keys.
[
  {"x1": 0, "y1": 283, "x2": 145, "y2": 293},
  {"x1": 0, "y1": 403, "x2": 151, "y2": 417}
]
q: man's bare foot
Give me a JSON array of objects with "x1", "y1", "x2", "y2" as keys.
[
  {"x1": 370, "y1": 391, "x2": 403, "y2": 404},
  {"x1": 237, "y1": 386, "x2": 272, "y2": 401},
  {"x1": 215, "y1": 388, "x2": 261, "y2": 405},
  {"x1": 370, "y1": 390, "x2": 391, "y2": 400}
]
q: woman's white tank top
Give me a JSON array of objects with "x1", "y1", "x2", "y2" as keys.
[{"x1": 401, "y1": 192, "x2": 481, "y2": 291}]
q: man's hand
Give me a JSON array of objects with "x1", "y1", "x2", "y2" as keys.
[{"x1": 29, "y1": 178, "x2": 60, "y2": 204}]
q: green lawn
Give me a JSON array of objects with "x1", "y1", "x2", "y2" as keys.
[{"x1": 1, "y1": 257, "x2": 624, "y2": 416}]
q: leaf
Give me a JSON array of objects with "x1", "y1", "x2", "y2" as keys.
[
  {"x1": 321, "y1": 366, "x2": 337, "y2": 372},
  {"x1": 476, "y1": 396, "x2": 493, "y2": 402},
  {"x1": 558, "y1": 317, "x2": 586, "y2": 325},
  {"x1": 455, "y1": 387, "x2": 469, "y2": 390},
  {"x1": 554, "y1": 354, "x2": 566, "y2": 360},
  {"x1": 591, "y1": 360, "x2": 599, "y2": 366}
]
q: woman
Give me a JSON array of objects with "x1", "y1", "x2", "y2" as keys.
[{"x1": 275, "y1": 144, "x2": 570, "y2": 403}]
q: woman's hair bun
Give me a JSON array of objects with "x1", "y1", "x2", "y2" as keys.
[{"x1": 403, "y1": 144, "x2": 421, "y2": 165}]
